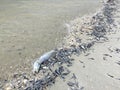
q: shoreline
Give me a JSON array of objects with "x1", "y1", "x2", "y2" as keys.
[
  {"x1": 0, "y1": 0, "x2": 101, "y2": 80},
  {"x1": 50, "y1": 0, "x2": 120, "y2": 90},
  {"x1": 2, "y1": 0, "x2": 120, "y2": 90}
]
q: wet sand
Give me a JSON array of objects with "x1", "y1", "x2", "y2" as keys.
[{"x1": 0, "y1": 0, "x2": 101, "y2": 78}]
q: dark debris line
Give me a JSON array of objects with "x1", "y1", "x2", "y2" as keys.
[
  {"x1": 5, "y1": 0, "x2": 117, "y2": 90},
  {"x1": 24, "y1": 40, "x2": 96, "y2": 90}
]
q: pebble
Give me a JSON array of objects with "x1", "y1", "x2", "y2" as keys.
[{"x1": 4, "y1": 83, "x2": 13, "y2": 90}]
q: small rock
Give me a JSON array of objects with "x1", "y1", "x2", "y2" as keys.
[
  {"x1": 4, "y1": 83, "x2": 14, "y2": 90},
  {"x1": 23, "y1": 79, "x2": 28, "y2": 85}
]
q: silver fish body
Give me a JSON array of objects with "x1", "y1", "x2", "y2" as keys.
[{"x1": 33, "y1": 50, "x2": 57, "y2": 73}]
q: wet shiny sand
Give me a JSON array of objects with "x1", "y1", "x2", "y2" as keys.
[{"x1": 0, "y1": 0, "x2": 101, "y2": 78}]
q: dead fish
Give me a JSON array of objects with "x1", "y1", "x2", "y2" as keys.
[
  {"x1": 79, "y1": 60, "x2": 84, "y2": 63},
  {"x1": 79, "y1": 60, "x2": 85, "y2": 68},
  {"x1": 103, "y1": 54, "x2": 112, "y2": 57},
  {"x1": 116, "y1": 61, "x2": 120, "y2": 65},
  {"x1": 115, "y1": 48, "x2": 120, "y2": 53},
  {"x1": 33, "y1": 50, "x2": 57, "y2": 73},
  {"x1": 84, "y1": 53, "x2": 90, "y2": 56},
  {"x1": 87, "y1": 42, "x2": 94, "y2": 49},
  {"x1": 67, "y1": 82, "x2": 75, "y2": 86},
  {"x1": 54, "y1": 66, "x2": 64, "y2": 76},
  {"x1": 107, "y1": 73, "x2": 114, "y2": 78},
  {"x1": 107, "y1": 0, "x2": 114, "y2": 3},
  {"x1": 88, "y1": 58, "x2": 95, "y2": 60},
  {"x1": 115, "y1": 78, "x2": 120, "y2": 81},
  {"x1": 80, "y1": 87, "x2": 84, "y2": 90},
  {"x1": 103, "y1": 57, "x2": 107, "y2": 60},
  {"x1": 71, "y1": 73, "x2": 77, "y2": 79}
]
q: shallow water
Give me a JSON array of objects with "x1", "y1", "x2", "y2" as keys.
[{"x1": 0, "y1": 0, "x2": 101, "y2": 78}]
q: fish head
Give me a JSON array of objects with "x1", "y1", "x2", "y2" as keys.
[{"x1": 32, "y1": 61, "x2": 40, "y2": 74}]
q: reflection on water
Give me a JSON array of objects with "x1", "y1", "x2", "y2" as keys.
[{"x1": 0, "y1": 0, "x2": 101, "y2": 78}]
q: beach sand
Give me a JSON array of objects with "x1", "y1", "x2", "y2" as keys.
[
  {"x1": 1, "y1": 0, "x2": 120, "y2": 90},
  {"x1": 0, "y1": 0, "x2": 101, "y2": 80}
]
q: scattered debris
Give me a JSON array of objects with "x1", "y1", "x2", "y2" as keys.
[
  {"x1": 84, "y1": 53, "x2": 90, "y2": 56},
  {"x1": 107, "y1": 73, "x2": 114, "y2": 78},
  {"x1": 79, "y1": 60, "x2": 85, "y2": 68},
  {"x1": 103, "y1": 57, "x2": 107, "y2": 61},
  {"x1": 115, "y1": 48, "x2": 120, "y2": 53},
  {"x1": 67, "y1": 74, "x2": 84, "y2": 90},
  {"x1": 103, "y1": 54, "x2": 112, "y2": 57},
  {"x1": 116, "y1": 61, "x2": 120, "y2": 65},
  {"x1": 88, "y1": 58, "x2": 95, "y2": 60}
]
